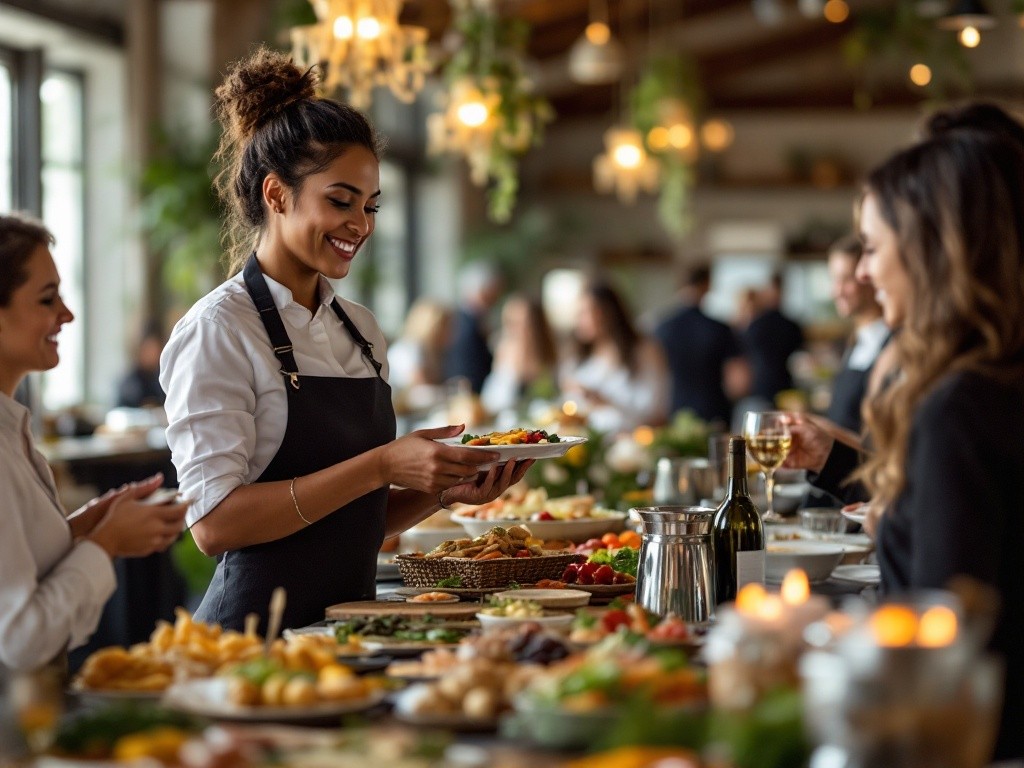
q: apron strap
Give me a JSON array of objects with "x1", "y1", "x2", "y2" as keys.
[
  {"x1": 330, "y1": 299, "x2": 384, "y2": 379},
  {"x1": 243, "y1": 253, "x2": 301, "y2": 390}
]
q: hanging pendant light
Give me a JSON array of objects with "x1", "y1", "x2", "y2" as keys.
[
  {"x1": 936, "y1": 0, "x2": 995, "y2": 48},
  {"x1": 290, "y1": 0, "x2": 432, "y2": 109},
  {"x1": 569, "y1": 0, "x2": 624, "y2": 85},
  {"x1": 593, "y1": 125, "x2": 660, "y2": 204}
]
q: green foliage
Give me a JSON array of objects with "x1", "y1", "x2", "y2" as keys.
[
  {"x1": 652, "y1": 410, "x2": 711, "y2": 458},
  {"x1": 628, "y1": 55, "x2": 703, "y2": 238},
  {"x1": 139, "y1": 129, "x2": 223, "y2": 307},
  {"x1": 440, "y1": 0, "x2": 554, "y2": 222},
  {"x1": 708, "y1": 688, "x2": 811, "y2": 768},
  {"x1": 171, "y1": 530, "x2": 216, "y2": 599},
  {"x1": 842, "y1": 0, "x2": 971, "y2": 102}
]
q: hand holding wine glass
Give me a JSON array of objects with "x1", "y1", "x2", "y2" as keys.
[{"x1": 742, "y1": 411, "x2": 792, "y2": 523}]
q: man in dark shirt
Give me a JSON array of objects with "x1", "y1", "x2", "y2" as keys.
[
  {"x1": 444, "y1": 262, "x2": 503, "y2": 393},
  {"x1": 742, "y1": 272, "x2": 804, "y2": 404},
  {"x1": 653, "y1": 265, "x2": 747, "y2": 427}
]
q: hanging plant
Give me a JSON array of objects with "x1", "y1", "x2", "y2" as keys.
[
  {"x1": 427, "y1": 0, "x2": 554, "y2": 223},
  {"x1": 843, "y1": 0, "x2": 971, "y2": 103},
  {"x1": 628, "y1": 55, "x2": 705, "y2": 238}
]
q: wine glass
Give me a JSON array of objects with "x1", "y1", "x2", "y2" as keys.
[{"x1": 742, "y1": 411, "x2": 792, "y2": 523}]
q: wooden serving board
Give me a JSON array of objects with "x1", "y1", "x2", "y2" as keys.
[{"x1": 324, "y1": 600, "x2": 481, "y2": 620}]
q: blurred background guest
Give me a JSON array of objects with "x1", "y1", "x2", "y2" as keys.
[
  {"x1": 481, "y1": 294, "x2": 558, "y2": 416},
  {"x1": 741, "y1": 271, "x2": 805, "y2": 408},
  {"x1": 732, "y1": 286, "x2": 762, "y2": 333},
  {"x1": 115, "y1": 322, "x2": 166, "y2": 408},
  {"x1": 823, "y1": 235, "x2": 888, "y2": 434},
  {"x1": 444, "y1": 261, "x2": 504, "y2": 394},
  {"x1": 653, "y1": 264, "x2": 748, "y2": 428},
  {"x1": 561, "y1": 280, "x2": 669, "y2": 434},
  {"x1": 387, "y1": 298, "x2": 452, "y2": 392}
]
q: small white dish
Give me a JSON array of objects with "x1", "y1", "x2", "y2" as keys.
[
  {"x1": 493, "y1": 588, "x2": 591, "y2": 609},
  {"x1": 840, "y1": 505, "x2": 869, "y2": 526},
  {"x1": 405, "y1": 592, "x2": 460, "y2": 604},
  {"x1": 450, "y1": 510, "x2": 626, "y2": 541},
  {"x1": 475, "y1": 612, "x2": 574, "y2": 633},
  {"x1": 766, "y1": 540, "x2": 845, "y2": 583},
  {"x1": 138, "y1": 488, "x2": 181, "y2": 505},
  {"x1": 831, "y1": 564, "x2": 881, "y2": 586}
]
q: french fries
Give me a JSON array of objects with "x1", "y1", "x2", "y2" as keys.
[{"x1": 424, "y1": 525, "x2": 546, "y2": 560}]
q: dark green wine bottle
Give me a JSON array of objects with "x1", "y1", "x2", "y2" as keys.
[{"x1": 713, "y1": 436, "x2": 765, "y2": 604}]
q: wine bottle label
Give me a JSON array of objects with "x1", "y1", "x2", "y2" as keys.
[{"x1": 736, "y1": 549, "x2": 765, "y2": 588}]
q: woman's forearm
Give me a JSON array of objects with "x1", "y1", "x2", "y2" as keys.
[
  {"x1": 384, "y1": 488, "x2": 442, "y2": 538},
  {"x1": 191, "y1": 447, "x2": 389, "y2": 556}
]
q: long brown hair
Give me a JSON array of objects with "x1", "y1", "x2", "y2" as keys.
[
  {"x1": 856, "y1": 131, "x2": 1024, "y2": 505},
  {"x1": 574, "y1": 281, "x2": 640, "y2": 374},
  {"x1": 213, "y1": 46, "x2": 381, "y2": 274}
]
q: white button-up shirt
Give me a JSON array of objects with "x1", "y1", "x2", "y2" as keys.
[
  {"x1": 160, "y1": 271, "x2": 389, "y2": 527},
  {"x1": 0, "y1": 392, "x2": 115, "y2": 672}
]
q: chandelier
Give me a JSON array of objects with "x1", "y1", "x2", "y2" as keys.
[
  {"x1": 593, "y1": 125, "x2": 660, "y2": 205},
  {"x1": 290, "y1": 0, "x2": 432, "y2": 110}
]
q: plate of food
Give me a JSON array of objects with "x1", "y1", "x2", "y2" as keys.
[
  {"x1": 450, "y1": 488, "x2": 626, "y2": 541},
  {"x1": 391, "y1": 684, "x2": 500, "y2": 732},
  {"x1": 831, "y1": 563, "x2": 881, "y2": 586},
  {"x1": 436, "y1": 430, "x2": 586, "y2": 469},
  {"x1": 493, "y1": 588, "x2": 591, "y2": 609},
  {"x1": 405, "y1": 592, "x2": 460, "y2": 604},
  {"x1": 162, "y1": 677, "x2": 386, "y2": 723}
]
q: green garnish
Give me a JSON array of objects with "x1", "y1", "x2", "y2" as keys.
[{"x1": 436, "y1": 574, "x2": 463, "y2": 588}]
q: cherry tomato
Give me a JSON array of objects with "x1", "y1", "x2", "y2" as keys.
[
  {"x1": 593, "y1": 564, "x2": 615, "y2": 585},
  {"x1": 601, "y1": 609, "x2": 631, "y2": 633},
  {"x1": 515, "y1": 549, "x2": 531, "y2": 557},
  {"x1": 577, "y1": 570, "x2": 595, "y2": 585},
  {"x1": 601, "y1": 533, "x2": 621, "y2": 548},
  {"x1": 535, "y1": 511, "x2": 554, "y2": 521},
  {"x1": 618, "y1": 530, "x2": 641, "y2": 548},
  {"x1": 578, "y1": 561, "x2": 599, "y2": 577},
  {"x1": 561, "y1": 564, "x2": 579, "y2": 583}
]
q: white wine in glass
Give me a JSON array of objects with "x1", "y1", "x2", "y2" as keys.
[{"x1": 742, "y1": 411, "x2": 792, "y2": 522}]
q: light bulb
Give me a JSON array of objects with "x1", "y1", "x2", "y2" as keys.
[
  {"x1": 909, "y1": 63, "x2": 932, "y2": 86},
  {"x1": 647, "y1": 126, "x2": 669, "y2": 151},
  {"x1": 701, "y1": 119, "x2": 735, "y2": 152},
  {"x1": 823, "y1": 0, "x2": 849, "y2": 23},
  {"x1": 333, "y1": 15, "x2": 354, "y2": 39},
  {"x1": 613, "y1": 143, "x2": 643, "y2": 169},
  {"x1": 959, "y1": 25, "x2": 981, "y2": 47},
  {"x1": 456, "y1": 101, "x2": 489, "y2": 127},
  {"x1": 585, "y1": 21, "x2": 611, "y2": 45},
  {"x1": 667, "y1": 123, "x2": 694, "y2": 149},
  {"x1": 357, "y1": 16, "x2": 382, "y2": 40}
]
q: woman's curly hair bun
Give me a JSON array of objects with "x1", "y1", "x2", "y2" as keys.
[{"x1": 215, "y1": 46, "x2": 318, "y2": 142}]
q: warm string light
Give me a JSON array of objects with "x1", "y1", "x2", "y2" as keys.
[
  {"x1": 959, "y1": 25, "x2": 981, "y2": 47},
  {"x1": 594, "y1": 126, "x2": 660, "y2": 204},
  {"x1": 290, "y1": 0, "x2": 431, "y2": 109},
  {"x1": 823, "y1": 0, "x2": 849, "y2": 23},
  {"x1": 909, "y1": 63, "x2": 932, "y2": 87}
]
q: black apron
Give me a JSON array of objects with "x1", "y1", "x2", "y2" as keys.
[{"x1": 193, "y1": 255, "x2": 395, "y2": 633}]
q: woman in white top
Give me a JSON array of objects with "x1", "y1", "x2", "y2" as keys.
[
  {"x1": 560, "y1": 281, "x2": 670, "y2": 434},
  {"x1": 481, "y1": 294, "x2": 558, "y2": 416},
  {"x1": 160, "y1": 49, "x2": 529, "y2": 632},
  {"x1": 0, "y1": 213, "x2": 189, "y2": 673}
]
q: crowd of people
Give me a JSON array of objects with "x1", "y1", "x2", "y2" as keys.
[{"x1": 0, "y1": 43, "x2": 1021, "y2": 760}]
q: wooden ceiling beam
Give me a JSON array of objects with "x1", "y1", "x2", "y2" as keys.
[{"x1": 700, "y1": 21, "x2": 852, "y2": 84}]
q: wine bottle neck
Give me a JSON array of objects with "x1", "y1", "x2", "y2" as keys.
[{"x1": 727, "y1": 448, "x2": 748, "y2": 497}]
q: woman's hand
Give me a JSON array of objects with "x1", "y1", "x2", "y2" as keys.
[
  {"x1": 379, "y1": 424, "x2": 499, "y2": 494},
  {"x1": 781, "y1": 413, "x2": 835, "y2": 473},
  {"x1": 68, "y1": 473, "x2": 166, "y2": 538},
  {"x1": 86, "y1": 493, "x2": 190, "y2": 559},
  {"x1": 442, "y1": 458, "x2": 534, "y2": 507}
]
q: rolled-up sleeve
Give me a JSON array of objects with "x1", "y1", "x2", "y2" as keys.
[{"x1": 161, "y1": 315, "x2": 261, "y2": 527}]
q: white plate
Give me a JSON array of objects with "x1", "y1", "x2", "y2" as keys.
[
  {"x1": 831, "y1": 564, "x2": 881, "y2": 586},
  {"x1": 392, "y1": 684, "x2": 499, "y2": 731},
  {"x1": 766, "y1": 540, "x2": 845, "y2": 583},
  {"x1": 450, "y1": 509, "x2": 626, "y2": 542},
  {"x1": 493, "y1": 588, "x2": 591, "y2": 608},
  {"x1": 162, "y1": 678, "x2": 385, "y2": 722},
  {"x1": 475, "y1": 612, "x2": 574, "y2": 632},
  {"x1": 841, "y1": 505, "x2": 869, "y2": 526},
  {"x1": 137, "y1": 488, "x2": 182, "y2": 505},
  {"x1": 435, "y1": 435, "x2": 587, "y2": 469}
]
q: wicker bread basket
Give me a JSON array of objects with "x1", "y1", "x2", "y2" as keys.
[{"x1": 395, "y1": 552, "x2": 582, "y2": 589}]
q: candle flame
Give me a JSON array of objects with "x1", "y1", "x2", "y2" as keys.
[
  {"x1": 735, "y1": 583, "x2": 767, "y2": 614},
  {"x1": 780, "y1": 569, "x2": 810, "y2": 606},
  {"x1": 759, "y1": 595, "x2": 784, "y2": 621},
  {"x1": 869, "y1": 605, "x2": 919, "y2": 647},
  {"x1": 917, "y1": 606, "x2": 958, "y2": 647}
]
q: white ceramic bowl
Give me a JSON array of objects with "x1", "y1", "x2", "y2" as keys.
[
  {"x1": 450, "y1": 510, "x2": 626, "y2": 542},
  {"x1": 765, "y1": 540, "x2": 845, "y2": 583},
  {"x1": 493, "y1": 588, "x2": 591, "y2": 609},
  {"x1": 771, "y1": 482, "x2": 811, "y2": 515},
  {"x1": 475, "y1": 612, "x2": 574, "y2": 633}
]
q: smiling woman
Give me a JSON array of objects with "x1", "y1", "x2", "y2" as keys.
[{"x1": 159, "y1": 47, "x2": 532, "y2": 635}]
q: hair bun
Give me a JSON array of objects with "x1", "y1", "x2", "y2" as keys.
[{"x1": 215, "y1": 46, "x2": 318, "y2": 140}]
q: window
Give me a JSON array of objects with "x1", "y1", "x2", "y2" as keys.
[
  {"x1": 0, "y1": 57, "x2": 11, "y2": 210},
  {"x1": 39, "y1": 70, "x2": 85, "y2": 409}
]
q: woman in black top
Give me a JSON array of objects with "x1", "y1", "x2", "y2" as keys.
[{"x1": 855, "y1": 129, "x2": 1024, "y2": 761}]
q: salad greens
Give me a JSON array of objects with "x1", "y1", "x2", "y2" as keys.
[
  {"x1": 587, "y1": 546, "x2": 640, "y2": 577},
  {"x1": 332, "y1": 615, "x2": 468, "y2": 644}
]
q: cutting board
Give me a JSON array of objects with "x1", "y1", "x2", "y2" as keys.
[{"x1": 324, "y1": 600, "x2": 481, "y2": 620}]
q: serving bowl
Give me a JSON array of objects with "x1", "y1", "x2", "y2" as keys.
[
  {"x1": 475, "y1": 612, "x2": 574, "y2": 633},
  {"x1": 771, "y1": 482, "x2": 811, "y2": 515},
  {"x1": 766, "y1": 540, "x2": 845, "y2": 583}
]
